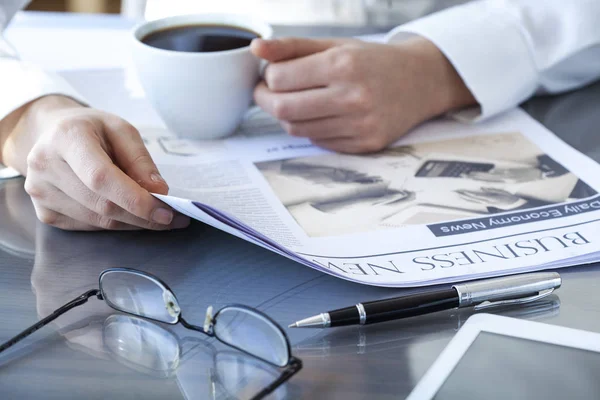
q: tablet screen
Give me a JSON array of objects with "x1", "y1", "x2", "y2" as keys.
[{"x1": 434, "y1": 331, "x2": 600, "y2": 399}]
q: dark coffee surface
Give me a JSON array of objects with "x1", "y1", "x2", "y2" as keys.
[{"x1": 141, "y1": 24, "x2": 259, "y2": 52}]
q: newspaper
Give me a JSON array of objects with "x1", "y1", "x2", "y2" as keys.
[{"x1": 146, "y1": 108, "x2": 600, "y2": 287}]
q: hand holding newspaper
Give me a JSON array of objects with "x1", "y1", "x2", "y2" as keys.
[{"x1": 146, "y1": 107, "x2": 600, "y2": 287}]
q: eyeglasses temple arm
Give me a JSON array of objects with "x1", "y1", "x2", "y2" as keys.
[
  {"x1": 0, "y1": 289, "x2": 101, "y2": 353},
  {"x1": 250, "y1": 357, "x2": 303, "y2": 400}
]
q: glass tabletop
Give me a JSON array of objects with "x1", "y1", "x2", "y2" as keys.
[{"x1": 1, "y1": 11, "x2": 600, "y2": 400}]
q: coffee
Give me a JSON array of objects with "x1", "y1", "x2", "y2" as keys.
[{"x1": 141, "y1": 24, "x2": 260, "y2": 53}]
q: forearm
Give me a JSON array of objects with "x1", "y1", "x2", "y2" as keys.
[
  {"x1": 0, "y1": 56, "x2": 88, "y2": 166},
  {"x1": 387, "y1": 0, "x2": 600, "y2": 122},
  {"x1": 0, "y1": 95, "x2": 84, "y2": 174}
]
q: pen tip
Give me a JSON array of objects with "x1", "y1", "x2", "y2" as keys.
[{"x1": 288, "y1": 323, "x2": 297, "y2": 328}]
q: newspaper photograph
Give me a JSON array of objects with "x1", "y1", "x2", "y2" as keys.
[
  {"x1": 254, "y1": 132, "x2": 595, "y2": 237},
  {"x1": 145, "y1": 108, "x2": 600, "y2": 288}
]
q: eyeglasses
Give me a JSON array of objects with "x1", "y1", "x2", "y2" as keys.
[{"x1": 0, "y1": 267, "x2": 302, "y2": 399}]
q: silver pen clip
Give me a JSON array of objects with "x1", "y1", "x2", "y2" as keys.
[
  {"x1": 473, "y1": 287, "x2": 555, "y2": 310},
  {"x1": 453, "y1": 272, "x2": 562, "y2": 311}
]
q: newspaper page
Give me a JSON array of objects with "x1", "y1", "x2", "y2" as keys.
[{"x1": 148, "y1": 108, "x2": 600, "y2": 287}]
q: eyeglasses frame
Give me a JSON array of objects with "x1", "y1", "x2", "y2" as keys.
[{"x1": 0, "y1": 267, "x2": 302, "y2": 400}]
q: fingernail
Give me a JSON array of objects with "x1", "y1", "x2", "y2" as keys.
[
  {"x1": 152, "y1": 208, "x2": 174, "y2": 225},
  {"x1": 151, "y1": 173, "x2": 166, "y2": 184},
  {"x1": 171, "y1": 215, "x2": 191, "y2": 229}
]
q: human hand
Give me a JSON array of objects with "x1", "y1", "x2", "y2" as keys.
[
  {"x1": 0, "y1": 95, "x2": 190, "y2": 230},
  {"x1": 251, "y1": 36, "x2": 476, "y2": 153}
]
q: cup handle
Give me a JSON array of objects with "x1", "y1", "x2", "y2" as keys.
[{"x1": 259, "y1": 58, "x2": 269, "y2": 79}]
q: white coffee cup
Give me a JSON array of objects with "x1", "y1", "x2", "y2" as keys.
[{"x1": 130, "y1": 14, "x2": 273, "y2": 140}]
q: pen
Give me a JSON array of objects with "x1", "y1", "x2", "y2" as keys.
[
  {"x1": 294, "y1": 295, "x2": 561, "y2": 357},
  {"x1": 289, "y1": 272, "x2": 561, "y2": 328}
]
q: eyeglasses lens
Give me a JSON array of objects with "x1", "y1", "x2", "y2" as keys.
[
  {"x1": 213, "y1": 306, "x2": 290, "y2": 367},
  {"x1": 99, "y1": 270, "x2": 181, "y2": 324}
]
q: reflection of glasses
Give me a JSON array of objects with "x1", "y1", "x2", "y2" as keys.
[
  {"x1": 0, "y1": 267, "x2": 302, "y2": 399},
  {"x1": 103, "y1": 314, "x2": 288, "y2": 399}
]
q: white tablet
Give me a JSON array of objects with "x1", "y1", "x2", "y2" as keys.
[{"x1": 407, "y1": 313, "x2": 600, "y2": 400}]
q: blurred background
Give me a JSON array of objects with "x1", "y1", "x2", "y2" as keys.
[{"x1": 26, "y1": 0, "x2": 469, "y2": 26}]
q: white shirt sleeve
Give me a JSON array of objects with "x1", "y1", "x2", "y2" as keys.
[
  {"x1": 0, "y1": 0, "x2": 87, "y2": 122},
  {"x1": 386, "y1": 0, "x2": 600, "y2": 122}
]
